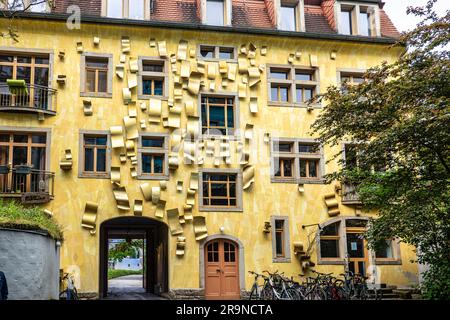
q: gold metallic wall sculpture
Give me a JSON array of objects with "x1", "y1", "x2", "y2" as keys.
[
  {"x1": 83, "y1": 100, "x2": 92, "y2": 116},
  {"x1": 124, "y1": 116, "x2": 139, "y2": 140},
  {"x1": 155, "y1": 199, "x2": 166, "y2": 219},
  {"x1": 59, "y1": 149, "x2": 73, "y2": 170},
  {"x1": 167, "y1": 208, "x2": 183, "y2": 236},
  {"x1": 140, "y1": 182, "x2": 152, "y2": 201},
  {"x1": 193, "y1": 216, "x2": 208, "y2": 241},
  {"x1": 176, "y1": 236, "x2": 186, "y2": 256},
  {"x1": 81, "y1": 201, "x2": 99, "y2": 235},
  {"x1": 243, "y1": 165, "x2": 255, "y2": 190},
  {"x1": 133, "y1": 200, "x2": 143, "y2": 216},
  {"x1": 111, "y1": 166, "x2": 121, "y2": 186},
  {"x1": 324, "y1": 193, "x2": 340, "y2": 217},
  {"x1": 112, "y1": 186, "x2": 131, "y2": 211},
  {"x1": 110, "y1": 126, "x2": 125, "y2": 149}
]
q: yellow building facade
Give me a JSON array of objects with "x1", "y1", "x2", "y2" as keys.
[{"x1": 0, "y1": 1, "x2": 419, "y2": 299}]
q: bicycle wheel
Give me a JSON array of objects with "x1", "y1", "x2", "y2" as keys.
[
  {"x1": 260, "y1": 285, "x2": 275, "y2": 300},
  {"x1": 249, "y1": 285, "x2": 260, "y2": 300},
  {"x1": 71, "y1": 288, "x2": 80, "y2": 300},
  {"x1": 310, "y1": 287, "x2": 327, "y2": 300},
  {"x1": 286, "y1": 288, "x2": 301, "y2": 300}
]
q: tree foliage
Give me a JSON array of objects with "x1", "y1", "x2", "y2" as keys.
[
  {"x1": 311, "y1": 0, "x2": 449, "y2": 300},
  {"x1": 108, "y1": 239, "x2": 143, "y2": 263}
]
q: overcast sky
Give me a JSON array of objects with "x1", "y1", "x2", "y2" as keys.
[{"x1": 383, "y1": 0, "x2": 449, "y2": 32}]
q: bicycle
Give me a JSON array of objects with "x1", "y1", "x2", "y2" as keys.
[
  {"x1": 248, "y1": 271, "x2": 266, "y2": 300},
  {"x1": 59, "y1": 273, "x2": 79, "y2": 300}
]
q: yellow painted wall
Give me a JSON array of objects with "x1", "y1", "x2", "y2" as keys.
[{"x1": 0, "y1": 18, "x2": 418, "y2": 295}]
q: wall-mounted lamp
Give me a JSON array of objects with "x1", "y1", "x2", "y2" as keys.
[{"x1": 219, "y1": 226, "x2": 225, "y2": 233}]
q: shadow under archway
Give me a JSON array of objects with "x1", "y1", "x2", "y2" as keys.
[{"x1": 99, "y1": 216, "x2": 169, "y2": 299}]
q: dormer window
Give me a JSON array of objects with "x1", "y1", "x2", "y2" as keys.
[
  {"x1": 277, "y1": 1, "x2": 305, "y2": 32},
  {"x1": 338, "y1": 2, "x2": 380, "y2": 37},
  {"x1": 206, "y1": 0, "x2": 224, "y2": 26},
  {"x1": 103, "y1": 0, "x2": 150, "y2": 20},
  {"x1": 280, "y1": 4, "x2": 296, "y2": 31}
]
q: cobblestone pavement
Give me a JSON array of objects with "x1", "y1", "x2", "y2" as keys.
[{"x1": 104, "y1": 275, "x2": 165, "y2": 300}]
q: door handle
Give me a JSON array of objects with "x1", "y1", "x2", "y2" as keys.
[{"x1": 216, "y1": 268, "x2": 221, "y2": 272}]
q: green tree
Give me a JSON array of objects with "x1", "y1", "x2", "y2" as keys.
[
  {"x1": 311, "y1": 0, "x2": 449, "y2": 300},
  {"x1": 109, "y1": 239, "x2": 143, "y2": 263}
]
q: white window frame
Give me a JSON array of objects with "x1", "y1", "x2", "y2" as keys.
[
  {"x1": 335, "y1": 1, "x2": 381, "y2": 37},
  {"x1": 101, "y1": 0, "x2": 151, "y2": 20},
  {"x1": 201, "y1": 0, "x2": 232, "y2": 26},
  {"x1": 276, "y1": 0, "x2": 305, "y2": 32}
]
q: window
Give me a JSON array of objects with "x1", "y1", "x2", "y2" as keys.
[
  {"x1": 85, "y1": 58, "x2": 108, "y2": 94},
  {"x1": 79, "y1": 133, "x2": 110, "y2": 178},
  {"x1": 268, "y1": 65, "x2": 319, "y2": 106},
  {"x1": 81, "y1": 53, "x2": 112, "y2": 98},
  {"x1": 339, "y1": 4, "x2": 378, "y2": 37},
  {"x1": 200, "y1": 95, "x2": 236, "y2": 136},
  {"x1": 319, "y1": 222, "x2": 340, "y2": 259},
  {"x1": 138, "y1": 57, "x2": 168, "y2": 99},
  {"x1": 271, "y1": 139, "x2": 324, "y2": 183},
  {"x1": 199, "y1": 169, "x2": 242, "y2": 211},
  {"x1": 104, "y1": 0, "x2": 148, "y2": 20},
  {"x1": 275, "y1": 220, "x2": 285, "y2": 257},
  {"x1": 29, "y1": 0, "x2": 47, "y2": 12},
  {"x1": 0, "y1": 52, "x2": 51, "y2": 109},
  {"x1": 206, "y1": 0, "x2": 224, "y2": 26},
  {"x1": 375, "y1": 240, "x2": 394, "y2": 259},
  {"x1": 137, "y1": 134, "x2": 168, "y2": 179},
  {"x1": 340, "y1": 9, "x2": 353, "y2": 35},
  {"x1": 280, "y1": 5, "x2": 296, "y2": 31},
  {"x1": 340, "y1": 72, "x2": 365, "y2": 86},
  {"x1": 198, "y1": 45, "x2": 236, "y2": 61},
  {"x1": 271, "y1": 216, "x2": 291, "y2": 262}
]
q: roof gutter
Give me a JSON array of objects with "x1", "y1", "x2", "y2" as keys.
[{"x1": 1, "y1": 11, "x2": 399, "y2": 45}]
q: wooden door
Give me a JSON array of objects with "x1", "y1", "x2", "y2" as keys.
[
  {"x1": 205, "y1": 239, "x2": 240, "y2": 300},
  {"x1": 346, "y1": 229, "x2": 369, "y2": 276}
]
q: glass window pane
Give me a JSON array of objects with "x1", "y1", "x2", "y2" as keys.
[
  {"x1": 86, "y1": 58, "x2": 108, "y2": 69},
  {"x1": 153, "y1": 155, "x2": 164, "y2": 173},
  {"x1": 280, "y1": 6, "x2": 296, "y2": 31},
  {"x1": 200, "y1": 47, "x2": 214, "y2": 58},
  {"x1": 359, "y1": 12, "x2": 370, "y2": 36},
  {"x1": 34, "y1": 67, "x2": 49, "y2": 86},
  {"x1": 295, "y1": 71, "x2": 312, "y2": 81},
  {"x1": 321, "y1": 222, "x2": 339, "y2": 236},
  {"x1": 320, "y1": 240, "x2": 340, "y2": 258},
  {"x1": 275, "y1": 142, "x2": 292, "y2": 152},
  {"x1": 143, "y1": 79, "x2": 152, "y2": 95},
  {"x1": 210, "y1": 198, "x2": 228, "y2": 206},
  {"x1": 275, "y1": 220, "x2": 284, "y2": 229},
  {"x1": 29, "y1": 0, "x2": 47, "y2": 12},
  {"x1": 219, "y1": 48, "x2": 234, "y2": 60},
  {"x1": 299, "y1": 144, "x2": 317, "y2": 153},
  {"x1": 270, "y1": 70, "x2": 289, "y2": 79},
  {"x1": 296, "y1": 87, "x2": 303, "y2": 103},
  {"x1": 346, "y1": 233, "x2": 365, "y2": 258},
  {"x1": 305, "y1": 88, "x2": 313, "y2": 101},
  {"x1": 153, "y1": 80, "x2": 163, "y2": 96},
  {"x1": 0, "y1": 65, "x2": 13, "y2": 83},
  {"x1": 16, "y1": 66, "x2": 31, "y2": 83},
  {"x1": 35, "y1": 57, "x2": 49, "y2": 65},
  {"x1": 0, "y1": 134, "x2": 9, "y2": 142},
  {"x1": 203, "y1": 182, "x2": 209, "y2": 197},
  {"x1": 206, "y1": 0, "x2": 224, "y2": 26},
  {"x1": 142, "y1": 154, "x2": 151, "y2": 173},
  {"x1": 340, "y1": 10, "x2": 352, "y2": 35},
  {"x1": 13, "y1": 134, "x2": 28, "y2": 143},
  {"x1": 299, "y1": 159, "x2": 307, "y2": 177},
  {"x1": 283, "y1": 159, "x2": 293, "y2": 177},
  {"x1": 270, "y1": 86, "x2": 279, "y2": 101},
  {"x1": 309, "y1": 160, "x2": 318, "y2": 177},
  {"x1": 227, "y1": 105, "x2": 234, "y2": 129},
  {"x1": 280, "y1": 87, "x2": 289, "y2": 102},
  {"x1": 229, "y1": 183, "x2": 236, "y2": 197},
  {"x1": 84, "y1": 148, "x2": 94, "y2": 172},
  {"x1": 96, "y1": 149, "x2": 106, "y2": 172},
  {"x1": 345, "y1": 219, "x2": 367, "y2": 228},
  {"x1": 142, "y1": 137, "x2": 164, "y2": 148},
  {"x1": 274, "y1": 158, "x2": 281, "y2": 177},
  {"x1": 17, "y1": 56, "x2": 31, "y2": 64},
  {"x1": 210, "y1": 182, "x2": 227, "y2": 197},
  {"x1": 97, "y1": 71, "x2": 108, "y2": 93},
  {"x1": 96, "y1": 136, "x2": 107, "y2": 146},
  {"x1": 275, "y1": 232, "x2": 283, "y2": 255},
  {"x1": 209, "y1": 106, "x2": 225, "y2": 127},
  {"x1": 0, "y1": 55, "x2": 13, "y2": 63},
  {"x1": 31, "y1": 134, "x2": 46, "y2": 144},
  {"x1": 12, "y1": 146, "x2": 27, "y2": 166},
  {"x1": 86, "y1": 70, "x2": 96, "y2": 92},
  {"x1": 129, "y1": 0, "x2": 144, "y2": 20},
  {"x1": 107, "y1": 0, "x2": 123, "y2": 18},
  {"x1": 143, "y1": 62, "x2": 163, "y2": 72},
  {"x1": 375, "y1": 240, "x2": 393, "y2": 259}
]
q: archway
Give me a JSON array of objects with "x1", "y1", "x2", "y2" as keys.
[{"x1": 99, "y1": 216, "x2": 169, "y2": 298}]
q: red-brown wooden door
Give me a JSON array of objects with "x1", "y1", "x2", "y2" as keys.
[{"x1": 205, "y1": 239, "x2": 240, "y2": 300}]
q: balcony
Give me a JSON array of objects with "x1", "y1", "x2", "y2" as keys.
[
  {"x1": 0, "y1": 167, "x2": 55, "y2": 204},
  {"x1": 0, "y1": 83, "x2": 57, "y2": 116},
  {"x1": 341, "y1": 182, "x2": 361, "y2": 205}
]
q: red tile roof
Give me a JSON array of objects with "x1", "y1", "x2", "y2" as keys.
[{"x1": 51, "y1": 0, "x2": 399, "y2": 39}]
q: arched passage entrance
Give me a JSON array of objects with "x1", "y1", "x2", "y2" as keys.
[{"x1": 99, "y1": 216, "x2": 169, "y2": 298}]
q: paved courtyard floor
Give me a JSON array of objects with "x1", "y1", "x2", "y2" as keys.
[{"x1": 104, "y1": 274, "x2": 165, "y2": 300}]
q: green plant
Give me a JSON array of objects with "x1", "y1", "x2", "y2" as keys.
[
  {"x1": 0, "y1": 200, "x2": 63, "y2": 240},
  {"x1": 107, "y1": 269, "x2": 143, "y2": 280}
]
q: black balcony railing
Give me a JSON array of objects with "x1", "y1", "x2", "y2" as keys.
[
  {"x1": 342, "y1": 183, "x2": 361, "y2": 204},
  {"x1": 0, "y1": 167, "x2": 55, "y2": 204},
  {"x1": 0, "y1": 83, "x2": 57, "y2": 114}
]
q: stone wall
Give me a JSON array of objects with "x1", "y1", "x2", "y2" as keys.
[{"x1": 0, "y1": 228, "x2": 60, "y2": 300}]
